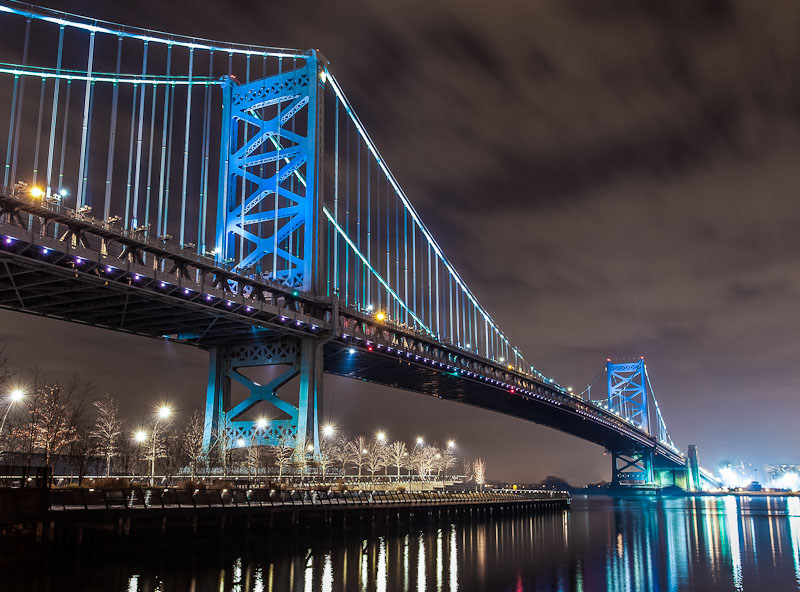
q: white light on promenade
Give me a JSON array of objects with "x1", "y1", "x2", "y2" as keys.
[
  {"x1": 323, "y1": 424, "x2": 335, "y2": 437},
  {"x1": 134, "y1": 430, "x2": 147, "y2": 443},
  {"x1": 256, "y1": 417, "x2": 268, "y2": 429},
  {"x1": 158, "y1": 405, "x2": 171, "y2": 419},
  {"x1": 10, "y1": 389, "x2": 24, "y2": 402}
]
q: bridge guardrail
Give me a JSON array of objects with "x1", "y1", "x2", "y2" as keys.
[{"x1": 48, "y1": 488, "x2": 568, "y2": 512}]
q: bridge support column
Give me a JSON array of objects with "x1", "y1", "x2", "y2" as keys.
[
  {"x1": 611, "y1": 449, "x2": 653, "y2": 487},
  {"x1": 202, "y1": 336, "x2": 321, "y2": 456}
]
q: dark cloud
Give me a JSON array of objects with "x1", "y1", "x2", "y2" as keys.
[{"x1": 5, "y1": 0, "x2": 800, "y2": 482}]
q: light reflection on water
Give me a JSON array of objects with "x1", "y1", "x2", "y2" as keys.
[{"x1": 23, "y1": 496, "x2": 800, "y2": 591}]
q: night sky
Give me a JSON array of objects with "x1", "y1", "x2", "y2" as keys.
[{"x1": 3, "y1": 0, "x2": 800, "y2": 485}]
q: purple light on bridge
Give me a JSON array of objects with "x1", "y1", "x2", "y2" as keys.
[
  {"x1": 205, "y1": 295, "x2": 212, "y2": 301},
  {"x1": 245, "y1": 306, "x2": 252, "y2": 312},
  {"x1": 4, "y1": 237, "x2": 11, "y2": 244},
  {"x1": 184, "y1": 288, "x2": 190, "y2": 295},
  {"x1": 160, "y1": 282, "x2": 166, "y2": 288},
  {"x1": 42, "y1": 248, "x2": 48, "y2": 254}
]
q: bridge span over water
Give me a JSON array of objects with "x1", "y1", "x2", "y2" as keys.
[{"x1": 0, "y1": 2, "x2": 715, "y2": 489}]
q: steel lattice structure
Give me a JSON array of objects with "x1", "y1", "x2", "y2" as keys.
[{"x1": 0, "y1": 1, "x2": 718, "y2": 488}]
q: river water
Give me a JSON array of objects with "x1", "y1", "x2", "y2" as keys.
[{"x1": 14, "y1": 495, "x2": 800, "y2": 591}]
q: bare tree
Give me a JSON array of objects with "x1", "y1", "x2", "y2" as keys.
[
  {"x1": 92, "y1": 393, "x2": 122, "y2": 477},
  {"x1": 182, "y1": 410, "x2": 205, "y2": 479},
  {"x1": 473, "y1": 458, "x2": 486, "y2": 490},
  {"x1": 328, "y1": 435, "x2": 351, "y2": 478},
  {"x1": 435, "y1": 447, "x2": 457, "y2": 485},
  {"x1": 162, "y1": 431, "x2": 186, "y2": 482},
  {"x1": 410, "y1": 446, "x2": 438, "y2": 481},
  {"x1": 68, "y1": 415, "x2": 95, "y2": 485},
  {"x1": 210, "y1": 413, "x2": 234, "y2": 479},
  {"x1": 387, "y1": 441, "x2": 408, "y2": 481},
  {"x1": 14, "y1": 377, "x2": 93, "y2": 470},
  {"x1": 116, "y1": 422, "x2": 138, "y2": 478},
  {"x1": 364, "y1": 439, "x2": 388, "y2": 486},
  {"x1": 318, "y1": 436, "x2": 336, "y2": 482},
  {"x1": 273, "y1": 434, "x2": 295, "y2": 482},
  {"x1": 461, "y1": 457, "x2": 474, "y2": 483},
  {"x1": 347, "y1": 435, "x2": 369, "y2": 482}
]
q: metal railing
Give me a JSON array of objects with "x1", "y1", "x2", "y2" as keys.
[{"x1": 48, "y1": 488, "x2": 568, "y2": 512}]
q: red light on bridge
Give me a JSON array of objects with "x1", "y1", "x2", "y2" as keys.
[{"x1": 367, "y1": 346, "x2": 373, "y2": 352}]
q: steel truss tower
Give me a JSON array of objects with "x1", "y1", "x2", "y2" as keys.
[
  {"x1": 204, "y1": 53, "x2": 326, "y2": 457},
  {"x1": 607, "y1": 359, "x2": 653, "y2": 485}
]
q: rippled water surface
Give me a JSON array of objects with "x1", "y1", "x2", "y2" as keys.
[{"x1": 14, "y1": 495, "x2": 800, "y2": 591}]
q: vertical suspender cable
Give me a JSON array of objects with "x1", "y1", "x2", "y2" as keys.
[
  {"x1": 394, "y1": 193, "x2": 399, "y2": 320},
  {"x1": 366, "y1": 153, "x2": 371, "y2": 307},
  {"x1": 344, "y1": 116, "x2": 350, "y2": 306},
  {"x1": 9, "y1": 19, "x2": 30, "y2": 188},
  {"x1": 333, "y1": 99, "x2": 339, "y2": 295},
  {"x1": 144, "y1": 73, "x2": 158, "y2": 236},
  {"x1": 179, "y1": 47, "x2": 194, "y2": 247},
  {"x1": 375, "y1": 163, "x2": 380, "y2": 309},
  {"x1": 272, "y1": 57, "x2": 282, "y2": 280},
  {"x1": 103, "y1": 36, "x2": 122, "y2": 221},
  {"x1": 43, "y1": 24, "x2": 65, "y2": 192},
  {"x1": 57, "y1": 81, "x2": 71, "y2": 194},
  {"x1": 403, "y1": 208, "x2": 408, "y2": 325},
  {"x1": 132, "y1": 42, "x2": 149, "y2": 228},
  {"x1": 123, "y1": 85, "x2": 137, "y2": 229},
  {"x1": 163, "y1": 57, "x2": 177, "y2": 242},
  {"x1": 238, "y1": 52, "x2": 249, "y2": 264},
  {"x1": 355, "y1": 137, "x2": 361, "y2": 306},
  {"x1": 3, "y1": 74, "x2": 19, "y2": 188},
  {"x1": 31, "y1": 76, "x2": 46, "y2": 185},
  {"x1": 198, "y1": 51, "x2": 213, "y2": 254},
  {"x1": 157, "y1": 45, "x2": 172, "y2": 237},
  {"x1": 76, "y1": 31, "x2": 95, "y2": 208}
]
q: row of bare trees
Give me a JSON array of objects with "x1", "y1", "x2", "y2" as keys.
[{"x1": 0, "y1": 351, "x2": 488, "y2": 485}]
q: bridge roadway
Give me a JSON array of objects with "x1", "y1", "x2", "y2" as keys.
[{"x1": 0, "y1": 190, "x2": 684, "y2": 469}]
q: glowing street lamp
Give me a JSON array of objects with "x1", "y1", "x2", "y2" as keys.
[
  {"x1": 322, "y1": 424, "x2": 335, "y2": 437},
  {"x1": 256, "y1": 417, "x2": 268, "y2": 430},
  {"x1": 376, "y1": 311, "x2": 386, "y2": 321},
  {"x1": 134, "y1": 430, "x2": 147, "y2": 443},
  {"x1": 0, "y1": 388, "x2": 25, "y2": 445},
  {"x1": 376, "y1": 431, "x2": 386, "y2": 443},
  {"x1": 146, "y1": 404, "x2": 172, "y2": 486},
  {"x1": 447, "y1": 440, "x2": 456, "y2": 449}
]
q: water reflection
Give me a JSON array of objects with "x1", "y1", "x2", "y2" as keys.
[{"x1": 17, "y1": 496, "x2": 800, "y2": 591}]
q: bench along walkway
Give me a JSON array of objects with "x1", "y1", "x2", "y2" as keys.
[{"x1": 28, "y1": 488, "x2": 570, "y2": 550}]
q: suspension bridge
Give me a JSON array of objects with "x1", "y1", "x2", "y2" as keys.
[{"x1": 0, "y1": 2, "x2": 716, "y2": 489}]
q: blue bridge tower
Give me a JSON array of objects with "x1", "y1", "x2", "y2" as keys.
[{"x1": 203, "y1": 53, "x2": 327, "y2": 458}]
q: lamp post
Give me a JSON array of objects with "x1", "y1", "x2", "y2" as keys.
[
  {"x1": 146, "y1": 405, "x2": 171, "y2": 486},
  {"x1": 0, "y1": 389, "x2": 24, "y2": 453}
]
